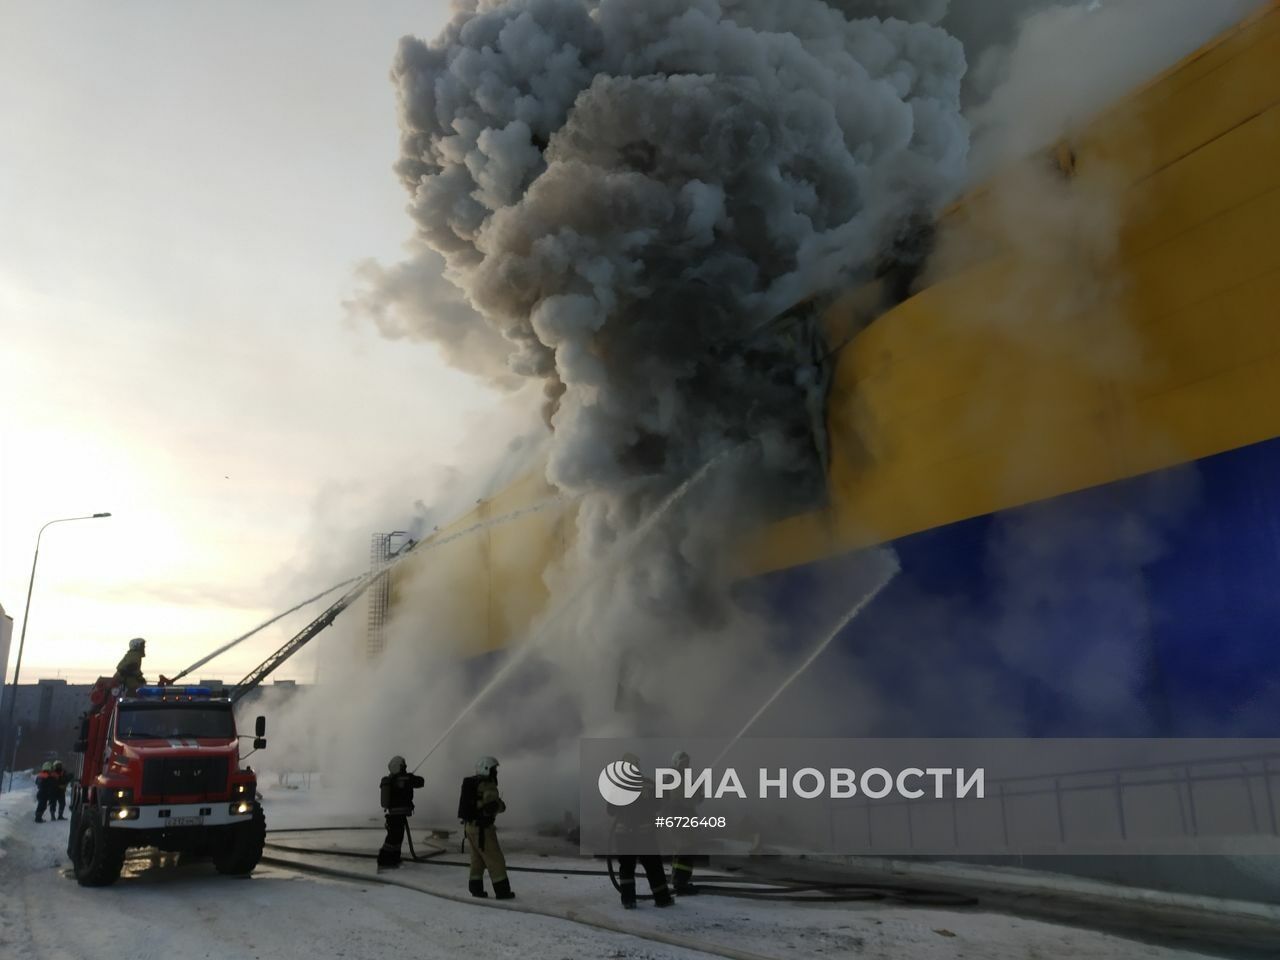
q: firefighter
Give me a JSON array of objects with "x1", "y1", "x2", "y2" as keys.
[
  {"x1": 460, "y1": 756, "x2": 514, "y2": 899},
  {"x1": 49, "y1": 760, "x2": 70, "y2": 820},
  {"x1": 377, "y1": 755, "x2": 424, "y2": 867},
  {"x1": 608, "y1": 753, "x2": 674, "y2": 909},
  {"x1": 669, "y1": 749, "x2": 699, "y2": 895},
  {"x1": 114, "y1": 637, "x2": 148, "y2": 693},
  {"x1": 34, "y1": 761, "x2": 53, "y2": 822}
]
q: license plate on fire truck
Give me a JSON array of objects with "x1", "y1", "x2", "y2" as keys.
[{"x1": 165, "y1": 816, "x2": 204, "y2": 827}]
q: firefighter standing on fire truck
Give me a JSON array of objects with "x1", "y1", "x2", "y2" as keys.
[{"x1": 378, "y1": 755, "x2": 424, "y2": 867}]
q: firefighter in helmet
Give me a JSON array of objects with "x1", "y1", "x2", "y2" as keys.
[
  {"x1": 607, "y1": 753, "x2": 674, "y2": 909},
  {"x1": 114, "y1": 637, "x2": 148, "y2": 693},
  {"x1": 460, "y1": 756, "x2": 513, "y2": 899},
  {"x1": 669, "y1": 749, "x2": 699, "y2": 895},
  {"x1": 377, "y1": 755, "x2": 424, "y2": 867}
]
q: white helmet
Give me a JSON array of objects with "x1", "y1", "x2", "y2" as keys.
[
  {"x1": 129, "y1": 637, "x2": 146, "y2": 651},
  {"x1": 475, "y1": 756, "x2": 499, "y2": 778},
  {"x1": 388, "y1": 755, "x2": 406, "y2": 774},
  {"x1": 671, "y1": 750, "x2": 691, "y2": 769}
]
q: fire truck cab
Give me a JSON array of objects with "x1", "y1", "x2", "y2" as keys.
[{"x1": 67, "y1": 680, "x2": 267, "y2": 886}]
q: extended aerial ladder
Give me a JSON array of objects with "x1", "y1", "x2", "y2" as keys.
[
  {"x1": 171, "y1": 497, "x2": 560, "y2": 705},
  {"x1": 227, "y1": 537, "x2": 419, "y2": 704}
]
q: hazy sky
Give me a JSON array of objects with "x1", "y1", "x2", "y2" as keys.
[
  {"x1": 0, "y1": 1, "x2": 496, "y2": 684},
  {"x1": 3, "y1": 0, "x2": 1255, "y2": 692}
]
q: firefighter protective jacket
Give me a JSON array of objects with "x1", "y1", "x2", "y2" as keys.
[
  {"x1": 115, "y1": 649, "x2": 146, "y2": 692},
  {"x1": 475, "y1": 778, "x2": 506, "y2": 824},
  {"x1": 49, "y1": 768, "x2": 70, "y2": 795},
  {"x1": 380, "y1": 771, "x2": 425, "y2": 816}
]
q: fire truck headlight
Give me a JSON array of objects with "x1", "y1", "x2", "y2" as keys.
[
  {"x1": 114, "y1": 807, "x2": 140, "y2": 821},
  {"x1": 229, "y1": 800, "x2": 253, "y2": 815}
]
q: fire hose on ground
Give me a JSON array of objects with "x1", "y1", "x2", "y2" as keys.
[{"x1": 261, "y1": 826, "x2": 978, "y2": 907}]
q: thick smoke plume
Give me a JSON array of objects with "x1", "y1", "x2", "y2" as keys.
[
  {"x1": 371, "y1": 0, "x2": 968, "y2": 526},
  {"x1": 311, "y1": 0, "x2": 970, "y2": 816},
  {"x1": 295, "y1": 0, "x2": 1272, "y2": 824}
]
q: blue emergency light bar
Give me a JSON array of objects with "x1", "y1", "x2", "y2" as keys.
[{"x1": 133, "y1": 686, "x2": 213, "y2": 698}]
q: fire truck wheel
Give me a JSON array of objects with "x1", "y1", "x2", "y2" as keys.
[
  {"x1": 74, "y1": 811, "x2": 126, "y2": 886},
  {"x1": 213, "y1": 806, "x2": 266, "y2": 876}
]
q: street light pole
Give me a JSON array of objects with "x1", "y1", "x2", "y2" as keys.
[{"x1": 1, "y1": 512, "x2": 111, "y2": 793}]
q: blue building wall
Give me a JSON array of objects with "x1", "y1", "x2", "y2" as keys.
[{"x1": 747, "y1": 435, "x2": 1280, "y2": 738}]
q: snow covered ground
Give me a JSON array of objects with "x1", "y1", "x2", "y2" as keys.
[{"x1": 0, "y1": 779, "x2": 1227, "y2": 959}]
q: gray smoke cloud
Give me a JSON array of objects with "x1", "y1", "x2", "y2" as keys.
[
  {"x1": 965, "y1": 0, "x2": 1267, "y2": 176},
  {"x1": 826, "y1": 0, "x2": 950, "y2": 24},
  {"x1": 275, "y1": 0, "x2": 1274, "y2": 826},
  {"x1": 345, "y1": 246, "x2": 521, "y2": 388},
  {"x1": 344, "y1": 0, "x2": 1266, "y2": 699},
  {"x1": 352, "y1": 0, "x2": 1268, "y2": 448},
  {"x1": 311, "y1": 0, "x2": 969, "y2": 794},
  {"x1": 375, "y1": 0, "x2": 968, "y2": 573}
]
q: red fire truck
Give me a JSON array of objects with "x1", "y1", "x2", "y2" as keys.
[
  {"x1": 62, "y1": 563, "x2": 408, "y2": 886},
  {"x1": 67, "y1": 679, "x2": 267, "y2": 886}
]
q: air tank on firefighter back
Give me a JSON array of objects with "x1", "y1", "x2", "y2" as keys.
[{"x1": 389, "y1": 5, "x2": 1280, "y2": 738}]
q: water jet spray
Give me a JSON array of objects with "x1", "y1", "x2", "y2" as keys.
[
  {"x1": 410, "y1": 448, "x2": 744, "y2": 774},
  {"x1": 712, "y1": 552, "x2": 900, "y2": 768}
]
